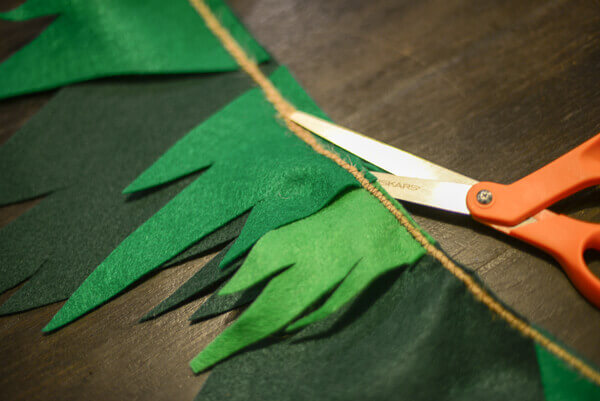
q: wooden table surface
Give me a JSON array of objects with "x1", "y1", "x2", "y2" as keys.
[{"x1": 1, "y1": 0, "x2": 599, "y2": 399}]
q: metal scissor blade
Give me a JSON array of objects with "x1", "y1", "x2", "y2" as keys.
[
  {"x1": 373, "y1": 172, "x2": 474, "y2": 215},
  {"x1": 290, "y1": 111, "x2": 477, "y2": 185}
]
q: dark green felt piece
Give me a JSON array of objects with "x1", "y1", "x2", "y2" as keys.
[
  {"x1": 0, "y1": 65, "x2": 274, "y2": 314},
  {"x1": 190, "y1": 188, "x2": 426, "y2": 372},
  {"x1": 190, "y1": 280, "x2": 265, "y2": 323},
  {"x1": 0, "y1": 0, "x2": 269, "y2": 99},
  {"x1": 196, "y1": 254, "x2": 547, "y2": 401},
  {"x1": 143, "y1": 216, "x2": 264, "y2": 324},
  {"x1": 44, "y1": 67, "x2": 367, "y2": 332},
  {"x1": 141, "y1": 240, "x2": 245, "y2": 322},
  {"x1": 163, "y1": 213, "x2": 248, "y2": 269}
]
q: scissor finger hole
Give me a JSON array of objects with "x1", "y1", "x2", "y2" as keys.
[{"x1": 584, "y1": 249, "x2": 600, "y2": 278}]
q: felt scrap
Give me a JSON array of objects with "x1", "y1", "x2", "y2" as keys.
[
  {"x1": 190, "y1": 188, "x2": 426, "y2": 373},
  {"x1": 0, "y1": 66, "x2": 271, "y2": 314},
  {"x1": 535, "y1": 344, "x2": 600, "y2": 400},
  {"x1": 195, "y1": 254, "x2": 548, "y2": 401},
  {"x1": 0, "y1": 0, "x2": 269, "y2": 99},
  {"x1": 43, "y1": 66, "x2": 368, "y2": 332}
]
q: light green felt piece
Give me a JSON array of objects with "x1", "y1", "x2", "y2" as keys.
[
  {"x1": 535, "y1": 344, "x2": 600, "y2": 400},
  {"x1": 43, "y1": 67, "x2": 366, "y2": 332},
  {"x1": 189, "y1": 188, "x2": 427, "y2": 373},
  {"x1": 0, "y1": 0, "x2": 269, "y2": 99}
]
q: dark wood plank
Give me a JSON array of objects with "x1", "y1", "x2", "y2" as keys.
[{"x1": 0, "y1": 0, "x2": 599, "y2": 399}]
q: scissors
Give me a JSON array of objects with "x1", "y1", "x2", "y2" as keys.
[{"x1": 290, "y1": 111, "x2": 600, "y2": 308}]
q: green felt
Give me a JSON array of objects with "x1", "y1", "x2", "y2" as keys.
[
  {"x1": 43, "y1": 67, "x2": 366, "y2": 332},
  {"x1": 0, "y1": 66, "x2": 271, "y2": 314},
  {"x1": 0, "y1": 0, "x2": 269, "y2": 99},
  {"x1": 535, "y1": 344, "x2": 600, "y2": 400},
  {"x1": 141, "y1": 240, "x2": 245, "y2": 322},
  {"x1": 195, "y1": 254, "x2": 547, "y2": 401},
  {"x1": 145, "y1": 147, "x2": 389, "y2": 323},
  {"x1": 190, "y1": 188, "x2": 426, "y2": 373},
  {"x1": 190, "y1": 280, "x2": 265, "y2": 322},
  {"x1": 163, "y1": 213, "x2": 247, "y2": 270},
  {"x1": 285, "y1": 184, "x2": 434, "y2": 331},
  {"x1": 143, "y1": 237, "x2": 260, "y2": 324}
]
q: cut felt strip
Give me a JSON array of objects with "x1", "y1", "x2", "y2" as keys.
[
  {"x1": 190, "y1": 188, "x2": 427, "y2": 373},
  {"x1": 0, "y1": 66, "x2": 270, "y2": 314},
  {"x1": 44, "y1": 66, "x2": 368, "y2": 332},
  {"x1": 0, "y1": 0, "x2": 269, "y2": 99},
  {"x1": 195, "y1": 254, "x2": 549, "y2": 401}
]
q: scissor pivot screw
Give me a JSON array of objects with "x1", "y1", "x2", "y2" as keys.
[{"x1": 476, "y1": 189, "x2": 493, "y2": 205}]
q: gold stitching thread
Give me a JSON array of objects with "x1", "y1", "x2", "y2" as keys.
[{"x1": 189, "y1": 0, "x2": 600, "y2": 385}]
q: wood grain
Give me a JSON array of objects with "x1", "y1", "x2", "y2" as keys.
[{"x1": 0, "y1": 0, "x2": 599, "y2": 399}]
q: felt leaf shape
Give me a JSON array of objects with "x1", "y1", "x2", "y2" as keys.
[
  {"x1": 189, "y1": 188, "x2": 427, "y2": 373},
  {"x1": 43, "y1": 66, "x2": 366, "y2": 332},
  {"x1": 0, "y1": 0, "x2": 269, "y2": 99},
  {"x1": 0, "y1": 67, "x2": 267, "y2": 314}
]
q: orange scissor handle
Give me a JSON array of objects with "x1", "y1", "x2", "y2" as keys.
[
  {"x1": 467, "y1": 133, "x2": 600, "y2": 226},
  {"x1": 496, "y1": 210, "x2": 600, "y2": 308}
]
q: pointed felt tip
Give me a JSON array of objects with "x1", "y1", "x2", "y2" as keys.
[
  {"x1": 188, "y1": 309, "x2": 217, "y2": 322},
  {"x1": 42, "y1": 320, "x2": 59, "y2": 333},
  {"x1": 0, "y1": 2, "x2": 48, "y2": 22},
  {"x1": 216, "y1": 265, "x2": 248, "y2": 296},
  {"x1": 138, "y1": 312, "x2": 155, "y2": 323},
  {"x1": 285, "y1": 314, "x2": 317, "y2": 332},
  {"x1": 0, "y1": 9, "x2": 25, "y2": 22},
  {"x1": 121, "y1": 181, "x2": 145, "y2": 194},
  {"x1": 42, "y1": 317, "x2": 64, "y2": 333},
  {"x1": 139, "y1": 300, "x2": 175, "y2": 322},
  {"x1": 218, "y1": 249, "x2": 239, "y2": 271},
  {"x1": 285, "y1": 320, "x2": 306, "y2": 333},
  {"x1": 122, "y1": 175, "x2": 175, "y2": 194},
  {"x1": 121, "y1": 173, "x2": 161, "y2": 194},
  {"x1": 217, "y1": 279, "x2": 242, "y2": 296},
  {"x1": 217, "y1": 287, "x2": 234, "y2": 296},
  {"x1": 42, "y1": 306, "x2": 77, "y2": 333}
]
